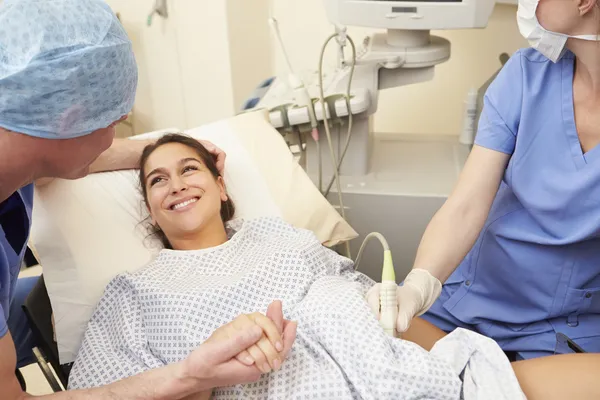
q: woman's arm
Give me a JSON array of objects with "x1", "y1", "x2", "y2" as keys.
[
  {"x1": 412, "y1": 144, "x2": 510, "y2": 282},
  {"x1": 367, "y1": 146, "x2": 512, "y2": 331},
  {"x1": 410, "y1": 53, "x2": 523, "y2": 284}
]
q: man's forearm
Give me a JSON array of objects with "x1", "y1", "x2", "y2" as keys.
[
  {"x1": 88, "y1": 139, "x2": 152, "y2": 174},
  {"x1": 23, "y1": 361, "x2": 203, "y2": 400}
]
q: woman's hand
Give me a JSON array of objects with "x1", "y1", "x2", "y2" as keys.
[
  {"x1": 182, "y1": 301, "x2": 297, "y2": 391},
  {"x1": 234, "y1": 301, "x2": 297, "y2": 374}
]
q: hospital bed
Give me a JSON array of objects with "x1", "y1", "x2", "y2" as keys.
[{"x1": 26, "y1": 110, "x2": 358, "y2": 391}]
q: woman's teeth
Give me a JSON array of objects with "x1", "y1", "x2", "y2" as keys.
[{"x1": 172, "y1": 197, "x2": 198, "y2": 210}]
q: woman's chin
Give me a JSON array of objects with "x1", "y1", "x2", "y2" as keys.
[
  {"x1": 175, "y1": 216, "x2": 214, "y2": 234},
  {"x1": 178, "y1": 223, "x2": 206, "y2": 235},
  {"x1": 163, "y1": 211, "x2": 222, "y2": 236}
]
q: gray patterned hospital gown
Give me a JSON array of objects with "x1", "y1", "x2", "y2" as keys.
[{"x1": 68, "y1": 217, "x2": 525, "y2": 399}]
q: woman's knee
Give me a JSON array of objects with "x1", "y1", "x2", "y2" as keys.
[{"x1": 511, "y1": 353, "x2": 600, "y2": 400}]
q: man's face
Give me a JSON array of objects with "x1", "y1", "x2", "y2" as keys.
[{"x1": 44, "y1": 124, "x2": 116, "y2": 180}]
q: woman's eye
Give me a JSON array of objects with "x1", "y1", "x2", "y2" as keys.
[
  {"x1": 150, "y1": 177, "x2": 164, "y2": 186},
  {"x1": 182, "y1": 165, "x2": 198, "y2": 174}
]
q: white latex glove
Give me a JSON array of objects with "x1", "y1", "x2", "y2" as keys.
[{"x1": 366, "y1": 269, "x2": 442, "y2": 333}]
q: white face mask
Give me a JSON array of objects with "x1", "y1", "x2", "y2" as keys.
[{"x1": 517, "y1": 0, "x2": 600, "y2": 63}]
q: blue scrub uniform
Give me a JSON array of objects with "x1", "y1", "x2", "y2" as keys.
[
  {"x1": 1, "y1": 184, "x2": 37, "y2": 368},
  {"x1": 421, "y1": 48, "x2": 600, "y2": 360}
]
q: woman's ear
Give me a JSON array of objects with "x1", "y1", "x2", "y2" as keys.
[
  {"x1": 217, "y1": 176, "x2": 228, "y2": 201},
  {"x1": 146, "y1": 203, "x2": 157, "y2": 225},
  {"x1": 579, "y1": 0, "x2": 597, "y2": 15}
]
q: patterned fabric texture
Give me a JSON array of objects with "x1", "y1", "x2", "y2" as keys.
[{"x1": 68, "y1": 217, "x2": 525, "y2": 399}]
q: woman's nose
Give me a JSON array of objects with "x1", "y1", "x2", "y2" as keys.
[{"x1": 170, "y1": 177, "x2": 188, "y2": 194}]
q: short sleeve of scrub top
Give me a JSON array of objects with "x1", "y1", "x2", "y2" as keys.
[{"x1": 474, "y1": 51, "x2": 524, "y2": 155}]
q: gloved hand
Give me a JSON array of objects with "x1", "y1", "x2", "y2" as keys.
[{"x1": 366, "y1": 268, "x2": 442, "y2": 333}]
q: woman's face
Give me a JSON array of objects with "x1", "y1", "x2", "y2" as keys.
[
  {"x1": 143, "y1": 142, "x2": 228, "y2": 241},
  {"x1": 536, "y1": 0, "x2": 593, "y2": 36}
]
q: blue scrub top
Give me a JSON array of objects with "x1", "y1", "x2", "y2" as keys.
[
  {"x1": 444, "y1": 49, "x2": 600, "y2": 344},
  {"x1": 0, "y1": 184, "x2": 33, "y2": 338}
]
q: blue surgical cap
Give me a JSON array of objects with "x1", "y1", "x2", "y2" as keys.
[{"x1": 0, "y1": 0, "x2": 138, "y2": 139}]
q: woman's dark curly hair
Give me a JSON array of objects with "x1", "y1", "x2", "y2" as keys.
[{"x1": 139, "y1": 133, "x2": 235, "y2": 249}]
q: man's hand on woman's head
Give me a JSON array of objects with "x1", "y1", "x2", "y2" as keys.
[{"x1": 197, "y1": 140, "x2": 226, "y2": 175}]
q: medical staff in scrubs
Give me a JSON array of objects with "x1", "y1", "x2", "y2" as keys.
[
  {"x1": 369, "y1": 0, "x2": 600, "y2": 360},
  {"x1": 0, "y1": 1, "x2": 293, "y2": 398}
]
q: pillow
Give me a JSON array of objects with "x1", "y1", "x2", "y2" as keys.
[{"x1": 30, "y1": 109, "x2": 357, "y2": 363}]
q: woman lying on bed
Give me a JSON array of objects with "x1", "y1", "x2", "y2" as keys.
[{"x1": 68, "y1": 134, "x2": 600, "y2": 400}]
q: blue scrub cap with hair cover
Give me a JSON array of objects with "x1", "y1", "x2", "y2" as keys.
[{"x1": 0, "y1": 0, "x2": 138, "y2": 138}]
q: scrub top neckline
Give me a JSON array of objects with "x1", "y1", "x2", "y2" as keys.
[{"x1": 562, "y1": 55, "x2": 600, "y2": 169}]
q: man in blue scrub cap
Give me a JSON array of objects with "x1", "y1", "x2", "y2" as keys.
[{"x1": 0, "y1": 0, "x2": 286, "y2": 398}]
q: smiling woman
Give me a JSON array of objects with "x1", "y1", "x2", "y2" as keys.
[{"x1": 138, "y1": 134, "x2": 236, "y2": 250}]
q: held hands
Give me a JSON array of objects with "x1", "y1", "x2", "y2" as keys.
[
  {"x1": 231, "y1": 300, "x2": 296, "y2": 374},
  {"x1": 366, "y1": 269, "x2": 442, "y2": 333},
  {"x1": 182, "y1": 300, "x2": 297, "y2": 390}
]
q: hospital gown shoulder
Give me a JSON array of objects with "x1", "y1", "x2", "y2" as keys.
[
  {"x1": 102, "y1": 216, "x2": 360, "y2": 289},
  {"x1": 237, "y1": 216, "x2": 333, "y2": 252},
  {"x1": 230, "y1": 216, "x2": 359, "y2": 279},
  {"x1": 248, "y1": 217, "x2": 366, "y2": 283}
]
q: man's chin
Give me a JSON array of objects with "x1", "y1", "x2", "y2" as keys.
[{"x1": 63, "y1": 165, "x2": 91, "y2": 180}]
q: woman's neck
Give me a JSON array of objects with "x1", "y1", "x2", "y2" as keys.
[
  {"x1": 170, "y1": 217, "x2": 229, "y2": 251},
  {"x1": 569, "y1": 40, "x2": 600, "y2": 99}
]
